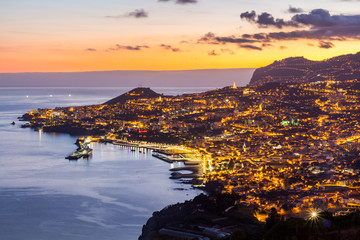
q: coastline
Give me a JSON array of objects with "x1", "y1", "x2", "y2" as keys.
[
  {"x1": 96, "y1": 137, "x2": 206, "y2": 185},
  {"x1": 2, "y1": 86, "x2": 208, "y2": 240},
  {"x1": 21, "y1": 120, "x2": 207, "y2": 187}
]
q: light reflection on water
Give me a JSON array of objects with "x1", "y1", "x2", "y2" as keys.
[{"x1": 0, "y1": 87, "x2": 205, "y2": 240}]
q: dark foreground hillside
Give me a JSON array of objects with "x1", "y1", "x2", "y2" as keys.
[{"x1": 140, "y1": 193, "x2": 360, "y2": 240}]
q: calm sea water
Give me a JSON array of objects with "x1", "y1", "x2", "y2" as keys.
[{"x1": 0, "y1": 87, "x2": 210, "y2": 240}]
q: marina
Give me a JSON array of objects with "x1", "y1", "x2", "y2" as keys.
[{"x1": 95, "y1": 137, "x2": 204, "y2": 182}]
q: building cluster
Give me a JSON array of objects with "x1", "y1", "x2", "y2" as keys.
[{"x1": 23, "y1": 79, "x2": 360, "y2": 219}]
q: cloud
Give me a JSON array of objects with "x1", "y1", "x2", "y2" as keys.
[
  {"x1": 208, "y1": 48, "x2": 235, "y2": 56},
  {"x1": 238, "y1": 9, "x2": 360, "y2": 43},
  {"x1": 160, "y1": 44, "x2": 181, "y2": 52},
  {"x1": 241, "y1": 10, "x2": 298, "y2": 28},
  {"x1": 158, "y1": 0, "x2": 198, "y2": 4},
  {"x1": 198, "y1": 32, "x2": 258, "y2": 45},
  {"x1": 257, "y1": 12, "x2": 298, "y2": 28},
  {"x1": 216, "y1": 36, "x2": 259, "y2": 44},
  {"x1": 108, "y1": 44, "x2": 149, "y2": 51},
  {"x1": 105, "y1": 15, "x2": 122, "y2": 19},
  {"x1": 240, "y1": 45, "x2": 262, "y2": 51},
  {"x1": 199, "y1": 9, "x2": 360, "y2": 52},
  {"x1": 221, "y1": 48, "x2": 235, "y2": 55},
  {"x1": 292, "y1": 9, "x2": 360, "y2": 27},
  {"x1": 318, "y1": 41, "x2": 334, "y2": 49},
  {"x1": 208, "y1": 50, "x2": 219, "y2": 56},
  {"x1": 85, "y1": 48, "x2": 97, "y2": 51},
  {"x1": 127, "y1": 9, "x2": 148, "y2": 18},
  {"x1": 240, "y1": 11, "x2": 256, "y2": 21},
  {"x1": 198, "y1": 32, "x2": 218, "y2": 44},
  {"x1": 177, "y1": 0, "x2": 197, "y2": 3},
  {"x1": 252, "y1": 33, "x2": 267, "y2": 40},
  {"x1": 241, "y1": 8, "x2": 360, "y2": 31},
  {"x1": 106, "y1": 9, "x2": 148, "y2": 19},
  {"x1": 287, "y1": 6, "x2": 304, "y2": 13}
]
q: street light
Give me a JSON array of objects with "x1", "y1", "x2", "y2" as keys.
[{"x1": 309, "y1": 209, "x2": 320, "y2": 220}]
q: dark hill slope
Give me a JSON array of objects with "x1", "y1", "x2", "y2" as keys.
[{"x1": 249, "y1": 52, "x2": 360, "y2": 86}]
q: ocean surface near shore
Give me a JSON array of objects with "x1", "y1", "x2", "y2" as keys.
[{"x1": 0, "y1": 87, "x2": 213, "y2": 240}]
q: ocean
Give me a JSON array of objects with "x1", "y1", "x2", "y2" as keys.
[{"x1": 0, "y1": 87, "x2": 211, "y2": 240}]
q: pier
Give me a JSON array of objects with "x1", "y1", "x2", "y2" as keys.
[{"x1": 99, "y1": 137, "x2": 204, "y2": 182}]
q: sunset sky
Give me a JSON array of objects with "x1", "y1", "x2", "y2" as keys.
[{"x1": 2, "y1": 0, "x2": 360, "y2": 73}]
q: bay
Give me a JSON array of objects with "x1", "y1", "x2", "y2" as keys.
[{"x1": 0, "y1": 87, "x2": 210, "y2": 240}]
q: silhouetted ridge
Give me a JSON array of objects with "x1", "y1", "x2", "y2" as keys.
[
  {"x1": 105, "y1": 87, "x2": 161, "y2": 105},
  {"x1": 249, "y1": 51, "x2": 360, "y2": 86}
]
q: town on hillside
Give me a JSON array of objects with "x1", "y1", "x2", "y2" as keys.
[{"x1": 20, "y1": 52, "x2": 360, "y2": 239}]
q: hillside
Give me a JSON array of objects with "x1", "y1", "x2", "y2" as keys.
[
  {"x1": 104, "y1": 87, "x2": 161, "y2": 105},
  {"x1": 249, "y1": 52, "x2": 360, "y2": 86}
]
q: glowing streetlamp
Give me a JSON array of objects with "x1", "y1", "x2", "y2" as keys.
[{"x1": 308, "y1": 209, "x2": 320, "y2": 220}]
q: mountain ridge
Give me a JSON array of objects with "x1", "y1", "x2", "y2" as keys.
[{"x1": 249, "y1": 52, "x2": 360, "y2": 86}]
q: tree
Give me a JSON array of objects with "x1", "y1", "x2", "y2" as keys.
[{"x1": 265, "y1": 207, "x2": 280, "y2": 230}]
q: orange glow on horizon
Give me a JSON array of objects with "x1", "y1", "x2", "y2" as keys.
[{"x1": 1, "y1": 39, "x2": 360, "y2": 73}]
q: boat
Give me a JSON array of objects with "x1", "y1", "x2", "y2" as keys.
[
  {"x1": 65, "y1": 147, "x2": 92, "y2": 160},
  {"x1": 82, "y1": 148, "x2": 93, "y2": 158}
]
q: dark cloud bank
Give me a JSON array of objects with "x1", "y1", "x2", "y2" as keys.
[{"x1": 201, "y1": 8, "x2": 360, "y2": 51}]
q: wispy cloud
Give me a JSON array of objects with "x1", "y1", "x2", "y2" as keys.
[
  {"x1": 106, "y1": 9, "x2": 148, "y2": 19},
  {"x1": 240, "y1": 45, "x2": 262, "y2": 51},
  {"x1": 158, "y1": 0, "x2": 198, "y2": 4},
  {"x1": 127, "y1": 9, "x2": 148, "y2": 18},
  {"x1": 85, "y1": 48, "x2": 97, "y2": 51},
  {"x1": 160, "y1": 44, "x2": 181, "y2": 52},
  {"x1": 318, "y1": 41, "x2": 334, "y2": 49},
  {"x1": 208, "y1": 50, "x2": 219, "y2": 56},
  {"x1": 107, "y1": 44, "x2": 150, "y2": 51},
  {"x1": 198, "y1": 32, "x2": 259, "y2": 45},
  {"x1": 286, "y1": 6, "x2": 304, "y2": 13},
  {"x1": 208, "y1": 48, "x2": 235, "y2": 56}
]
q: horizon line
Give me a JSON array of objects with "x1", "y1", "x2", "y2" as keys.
[{"x1": 0, "y1": 67, "x2": 256, "y2": 75}]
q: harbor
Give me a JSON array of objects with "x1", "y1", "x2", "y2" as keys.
[{"x1": 84, "y1": 136, "x2": 205, "y2": 183}]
